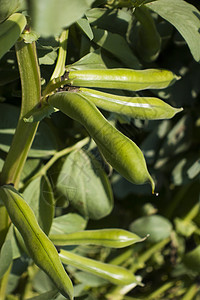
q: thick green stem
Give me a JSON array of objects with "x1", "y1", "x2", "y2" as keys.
[{"x1": 0, "y1": 41, "x2": 41, "y2": 188}]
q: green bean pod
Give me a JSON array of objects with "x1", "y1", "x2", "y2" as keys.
[
  {"x1": 48, "y1": 91, "x2": 155, "y2": 193},
  {"x1": 59, "y1": 249, "x2": 138, "y2": 285},
  {"x1": 77, "y1": 88, "x2": 183, "y2": 120},
  {"x1": 135, "y1": 5, "x2": 161, "y2": 62},
  {"x1": 50, "y1": 229, "x2": 145, "y2": 248},
  {"x1": 0, "y1": 185, "x2": 73, "y2": 300},
  {"x1": 65, "y1": 68, "x2": 179, "y2": 91}
]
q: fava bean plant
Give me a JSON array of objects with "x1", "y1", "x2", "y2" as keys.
[{"x1": 0, "y1": 0, "x2": 200, "y2": 299}]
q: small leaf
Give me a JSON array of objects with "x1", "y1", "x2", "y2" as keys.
[
  {"x1": 77, "y1": 16, "x2": 94, "y2": 40},
  {"x1": 23, "y1": 104, "x2": 57, "y2": 123}
]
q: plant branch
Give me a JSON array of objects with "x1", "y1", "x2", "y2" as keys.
[{"x1": 0, "y1": 40, "x2": 41, "y2": 188}]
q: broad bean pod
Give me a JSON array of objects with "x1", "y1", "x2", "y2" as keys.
[
  {"x1": 65, "y1": 68, "x2": 179, "y2": 91},
  {"x1": 77, "y1": 87, "x2": 183, "y2": 120},
  {"x1": 59, "y1": 249, "x2": 137, "y2": 285},
  {"x1": 0, "y1": 185, "x2": 73, "y2": 300},
  {"x1": 50, "y1": 229, "x2": 145, "y2": 248},
  {"x1": 48, "y1": 92, "x2": 155, "y2": 192}
]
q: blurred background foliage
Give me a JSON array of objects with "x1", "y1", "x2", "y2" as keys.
[{"x1": 0, "y1": 0, "x2": 200, "y2": 299}]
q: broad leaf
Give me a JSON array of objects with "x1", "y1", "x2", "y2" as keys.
[
  {"x1": 146, "y1": 0, "x2": 200, "y2": 62},
  {"x1": 50, "y1": 213, "x2": 87, "y2": 235},
  {"x1": 30, "y1": 0, "x2": 95, "y2": 37},
  {"x1": 130, "y1": 215, "x2": 172, "y2": 243},
  {"x1": 92, "y1": 28, "x2": 141, "y2": 69},
  {"x1": 56, "y1": 149, "x2": 113, "y2": 220}
]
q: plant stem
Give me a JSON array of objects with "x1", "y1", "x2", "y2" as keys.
[
  {"x1": 23, "y1": 137, "x2": 89, "y2": 188},
  {"x1": 51, "y1": 29, "x2": 69, "y2": 80},
  {"x1": 184, "y1": 202, "x2": 200, "y2": 222},
  {"x1": 131, "y1": 237, "x2": 170, "y2": 273},
  {"x1": 182, "y1": 283, "x2": 200, "y2": 300},
  {"x1": 0, "y1": 263, "x2": 12, "y2": 300},
  {"x1": 0, "y1": 41, "x2": 41, "y2": 188},
  {"x1": 42, "y1": 29, "x2": 69, "y2": 96}
]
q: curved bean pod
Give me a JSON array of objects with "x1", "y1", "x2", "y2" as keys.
[
  {"x1": 65, "y1": 68, "x2": 179, "y2": 91},
  {"x1": 59, "y1": 249, "x2": 138, "y2": 285},
  {"x1": 78, "y1": 88, "x2": 183, "y2": 120},
  {"x1": 48, "y1": 92, "x2": 155, "y2": 193},
  {"x1": 0, "y1": 185, "x2": 73, "y2": 300},
  {"x1": 50, "y1": 229, "x2": 145, "y2": 248}
]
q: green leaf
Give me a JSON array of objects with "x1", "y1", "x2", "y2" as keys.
[
  {"x1": 39, "y1": 50, "x2": 57, "y2": 65},
  {"x1": 20, "y1": 158, "x2": 41, "y2": 183},
  {"x1": 175, "y1": 218, "x2": 197, "y2": 238},
  {"x1": 50, "y1": 213, "x2": 87, "y2": 235},
  {"x1": 146, "y1": 0, "x2": 200, "y2": 62},
  {"x1": 56, "y1": 149, "x2": 113, "y2": 220},
  {"x1": 25, "y1": 289, "x2": 58, "y2": 300},
  {"x1": 92, "y1": 27, "x2": 141, "y2": 69},
  {"x1": 76, "y1": 16, "x2": 94, "y2": 40},
  {"x1": 171, "y1": 155, "x2": 200, "y2": 186},
  {"x1": 130, "y1": 215, "x2": 172, "y2": 243},
  {"x1": 183, "y1": 245, "x2": 200, "y2": 274},
  {"x1": 0, "y1": 240, "x2": 12, "y2": 279},
  {"x1": 74, "y1": 271, "x2": 107, "y2": 287},
  {"x1": 5, "y1": 225, "x2": 22, "y2": 260},
  {"x1": 30, "y1": 0, "x2": 96, "y2": 37},
  {"x1": 23, "y1": 176, "x2": 55, "y2": 235},
  {"x1": 68, "y1": 49, "x2": 106, "y2": 70}
]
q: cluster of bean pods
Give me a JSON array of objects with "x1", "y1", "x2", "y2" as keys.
[{"x1": 48, "y1": 67, "x2": 182, "y2": 193}]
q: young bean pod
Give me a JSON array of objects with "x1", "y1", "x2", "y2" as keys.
[
  {"x1": 77, "y1": 88, "x2": 183, "y2": 120},
  {"x1": 65, "y1": 68, "x2": 179, "y2": 91},
  {"x1": 50, "y1": 229, "x2": 145, "y2": 248},
  {"x1": 48, "y1": 92, "x2": 155, "y2": 193},
  {"x1": 0, "y1": 185, "x2": 73, "y2": 300},
  {"x1": 59, "y1": 249, "x2": 138, "y2": 285}
]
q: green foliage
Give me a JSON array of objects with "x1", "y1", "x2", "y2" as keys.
[{"x1": 0, "y1": 0, "x2": 200, "y2": 299}]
